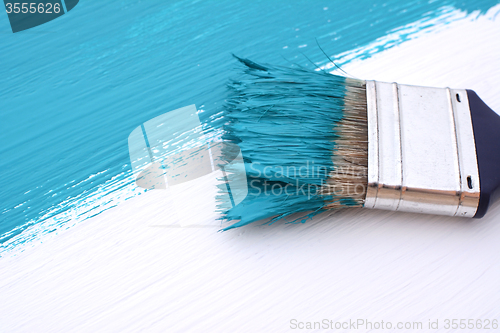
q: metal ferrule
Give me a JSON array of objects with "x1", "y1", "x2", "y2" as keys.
[{"x1": 364, "y1": 80, "x2": 480, "y2": 217}]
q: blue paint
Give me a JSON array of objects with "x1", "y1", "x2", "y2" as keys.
[
  {"x1": 220, "y1": 57, "x2": 362, "y2": 229},
  {"x1": 1, "y1": 0, "x2": 498, "y2": 249}
]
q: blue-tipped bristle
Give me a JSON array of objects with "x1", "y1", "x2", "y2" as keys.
[{"x1": 219, "y1": 56, "x2": 367, "y2": 230}]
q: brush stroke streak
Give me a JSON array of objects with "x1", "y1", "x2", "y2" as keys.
[{"x1": 1, "y1": 0, "x2": 499, "y2": 254}]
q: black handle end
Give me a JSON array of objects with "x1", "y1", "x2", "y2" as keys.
[{"x1": 467, "y1": 90, "x2": 500, "y2": 218}]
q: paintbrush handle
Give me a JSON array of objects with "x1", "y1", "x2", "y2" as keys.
[
  {"x1": 365, "y1": 82, "x2": 499, "y2": 218},
  {"x1": 468, "y1": 90, "x2": 500, "y2": 218}
]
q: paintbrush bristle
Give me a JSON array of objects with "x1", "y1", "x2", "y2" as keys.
[{"x1": 219, "y1": 56, "x2": 368, "y2": 229}]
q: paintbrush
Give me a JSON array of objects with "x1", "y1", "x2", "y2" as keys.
[{"x1": 218, "y1": 56, "x2": 500, "y2": 229}]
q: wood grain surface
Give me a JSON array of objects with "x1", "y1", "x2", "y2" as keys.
[{"x1": 1, "y1": 6, "x2": 499, "y2": 333}]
